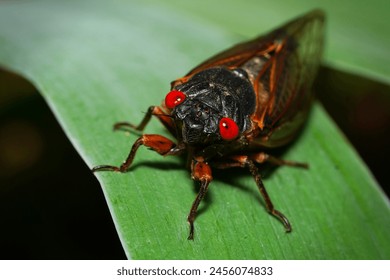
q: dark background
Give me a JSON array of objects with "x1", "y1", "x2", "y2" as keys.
[{"x1": 0, "y1": 66, "x2": 389, "y2": 259}]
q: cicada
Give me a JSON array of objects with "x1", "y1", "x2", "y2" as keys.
[{"x1": 93, "y1": 10, "x2": 325, "y2": 239}]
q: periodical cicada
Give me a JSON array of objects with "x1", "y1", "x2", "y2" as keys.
[{"x1": 92, "y1": 10, "x2": 325, "y2": 240}]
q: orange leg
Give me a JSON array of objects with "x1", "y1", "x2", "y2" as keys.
[
  {"x1": 213, "y1": 152, "x2": 308, "y2": 169},
  {"x1": 187, "y1": 161, "x2": 213, "y2": 240},
  {"x1": 211, "y1": 152, "x2": 308, "y2": 232},
  {"x1": 246, "y1": 160, "x2": 292, "y2": 232},
  {"x1": 249, "y1": 152, "x2": 308, "y2": 168},
  {"x1": 92, "y1": 134, "x2": 183, "y2": 173},
  {"x1": 113, "y1": 106, "x2": 176, "y2": 137}
]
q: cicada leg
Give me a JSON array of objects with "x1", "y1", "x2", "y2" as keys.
[
  {"x1": 114, "y1": 106, "x2": 176, "y2": 136},
  {"x1": 213, "y1": 153, "x2": 308, "y2": 169},
  {"x1": 187, "y1": 161, "x2": 213, "y2": 240},
  {"x1": 249, "y1": 152, "x2": 308, "y2": 169},
  {"x1": 211, "y1": 152, "x2": 308, "y2": 233},
  {"x1": 92, "y1": 134, "x2": 183, "y2": 173},
  {"x1": 246, "y1": 160, "x2": 292, "y2": 232}
]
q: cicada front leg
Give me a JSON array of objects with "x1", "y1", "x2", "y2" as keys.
[
  {"x1": 92, "y1": 103, "x2": 183, "y2": 173},
  {"x1": 92, "y1": 134, "x2": 184, "y2": 173},
  {"x1": 113, "y1": 105, "x2": 176, "y2": 136}
]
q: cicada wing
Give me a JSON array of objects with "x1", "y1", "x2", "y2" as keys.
[
  {"x1": 263, "y1": 10, "x2": 325, "y2": 127},
  {"x1": 250, "y1": 10, "x2": 325, "y2": 146}
]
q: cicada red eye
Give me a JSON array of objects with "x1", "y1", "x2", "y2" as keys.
[
  {"x1": 219, "y1": 117, "x2": 239, "y2": 140},
  {"x1": 165, "y1": 90, "x2": 186, "y2": 109}
]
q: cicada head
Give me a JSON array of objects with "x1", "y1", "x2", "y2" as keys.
[{"x1": 165, "y1": 67, "x2": 256, "y2": 145}]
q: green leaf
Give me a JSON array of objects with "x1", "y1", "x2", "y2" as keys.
[{"x1": 1, "y1": 0, "x2": 389, "y2": 259}]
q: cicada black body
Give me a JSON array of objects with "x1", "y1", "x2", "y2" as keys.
[{"x1": 93, "y1": 10, "x2": 325, "y2": 240}]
